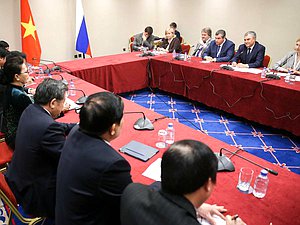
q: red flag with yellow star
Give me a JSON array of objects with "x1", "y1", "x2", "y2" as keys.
[{"x1": 21, "y1": 0, "x2": 41, "y2": 66}]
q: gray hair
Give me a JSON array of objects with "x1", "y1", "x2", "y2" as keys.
[
  {"x1": 244, "y1": 31, "x2": 257, "y2": 39},
  {"x1": 201, "y1": 27, "x2": 212, "y2": 37},
  {"x1": 34, "y1": 78, "x2": 68, "y2": 105}
]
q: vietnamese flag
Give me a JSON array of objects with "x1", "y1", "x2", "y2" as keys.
[{"x1": 21, "y1": 0, "x2": 41, "y2": 66}]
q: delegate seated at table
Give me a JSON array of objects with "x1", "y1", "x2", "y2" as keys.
[
  {"x1": 1, "y1": 55, "x2": 33, "y2": 149},
  {"x1": 132, "y1": 26, "x2": 160, "y2": 51},
  {"x1": 192, "y1": 27, "x2": 213, "y2": 58},
  {"x1": 203, "y1": 29, "x2": 235, "y2": 62},
  {"x1": 121, "y1": 140, "x2": 246, "y2": 225},
  {"x1": 56, "y1": 92, "x2": 133, "y2": 225},
  {"x1": 5, "y1": 78, "x2": 75, "y2": 219},
  {"x1": 273, "y1": 38, "x2": 300, "y2": 75},
  {"x1": 231, "y1": 31, "x2": 265, "y2": 68},
  {"x1": 158, "y1": 28, "x2": 182, "y2": 53}
]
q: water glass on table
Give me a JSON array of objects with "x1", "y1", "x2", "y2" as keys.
[
  {"x1": 237, "y1": 167, "x2": 254, "y2": 193},
  {"x1": 155, "y1": 130, "x2": 167, "y2": 149}
]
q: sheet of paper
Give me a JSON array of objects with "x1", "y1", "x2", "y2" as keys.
[
  {"x1": 233, "y1": 67, "x2": 262, "y2": 74},
  {"x1": 198, "y1": 215, "x2": 226, "y2": 225},
  {"x1": 65, "y1": 98, "x2": 80, "y2": 110},
  {"x1": 142, "y1": 158, "x2": 162, "y2": 181}
]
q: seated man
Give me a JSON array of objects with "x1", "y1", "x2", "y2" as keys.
[
  {"x1": 121, "y1": 140, "x2": 246, "y2": 225},
  {"x1": 5, "y1": 78, "x2": 76, "y2": 218},
  {"x1": 56, "y1": 92, "x2": 132, "y2": 225},
  {"x1": 192, "y1": 27, "x2": 213, "y2": 58},
  {"x1": 203, "y1": 29, "x2": 235, "y2": 62},
  {"x1": 232, "y1": 31, "x2": 265, "y2": 68},
  {"x1": 132, "y1": 26, "x2": 159, "y2": 51},
  {"x1": 170, "y1": 22, "x2": 181, "y2": 40}
]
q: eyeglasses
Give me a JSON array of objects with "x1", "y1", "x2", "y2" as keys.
[{"x1": 20, "y1": 71, "x2": 29, "y2": 75}]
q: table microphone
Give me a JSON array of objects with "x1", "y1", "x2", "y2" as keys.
[
  {"x1": 38, "y1": 62, "x2": 51, "y2": 74},
  {"x1": 68, "y1": 89, "x2": 88, "y2": 105},
  {"x1": 49, "y1": 73, "x2": 69, "y2": 86},
  {"x1": 219, "y1": 147, "x2": 278, "y2": 176},
  {"x1": 221, "y1": 51, "x2": 244, "y2": 71},
  {"x1": 124, "y1": 111, "x2": 154, "y2": 130}
]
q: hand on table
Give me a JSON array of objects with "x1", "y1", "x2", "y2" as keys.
[
  {"x1": 197, "y1": 203, "x2": 227, "y2": 225},
  {"x1": 225, "y1": 215, "x2": 246, "y2": 225}
]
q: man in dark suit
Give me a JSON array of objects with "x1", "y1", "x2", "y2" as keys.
[
  {"x1": 203, "y1": 29, "x2": 235, "y2": 62},
  {"x1": 55, "y1": 92, "x2": 132, "y2": 225},
  {"x1": 5, "y1": 78, "x2": 75, "y2": 218},
  {"x1": 231, "y1": 31, "x2": 265, "y2": 68},
  {"x1": 121, "y1": 140, "x2": 246, "y2": 225}
]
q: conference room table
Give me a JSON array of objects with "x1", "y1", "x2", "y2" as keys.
[
  {"x1": 150, "y1": 54, "x2": 300, "y2": 136},
  {"x1": 57, "y1": 52, "x2": 150, "y2": 94},
  {"x1": 50, "y1": 73, "x2": 300, "y2": 225},
  {"x1": 57, "y1": 52, "x2": 300, "y2": 137}
]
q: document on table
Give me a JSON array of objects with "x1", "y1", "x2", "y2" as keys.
[
  {"x1": 142, "y1": 158, "x2": 162, "y2": 181},
  {"x1": 65, "y1": 98, "x2": 80, "y2": 110},
  {"x1": 198, "y1": 215, "x2": 226, "y2": 225},
  {"x1": 233, "y1": 67, "x2": 262, "y2": 74}
]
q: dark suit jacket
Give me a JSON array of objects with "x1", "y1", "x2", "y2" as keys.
[
  {"x1": 121, "y1": 183, "x2": 200, "y2": 225},
  {"x1": 5, "y1": 103, "x2": 75, "y2": 218},
  {"x1": 56, "y1": 126, "x2": 132, "y2": 225},
  {"x1": 203, "y1": 39, "x2": 235, "y2": 62},
  {"x1": 232, "y1": 42, "x2": 265, "y2": 68},
  {"x1": 161, "y1": 37, "x2": 182, "y2": 53}
]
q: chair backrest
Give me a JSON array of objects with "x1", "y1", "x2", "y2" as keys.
[
  {"x1": 181, "y1": 44, "x2": 191, "y2": 54},
  {"x1": 0, "y1": 142, "x2": 13, "y2": 173},
  {"x1": 129, "y1": 42, "x2": 134, "y2": 52},
  {"x1": 129, "y1": 35, "x2": 135, "y2": 43},
  {"x1": 0, "y1": 173, "x2": 44, "y2": 225},
  {"x1": 179, "y1": 36, "x2": 184, "y2": 44},
  {"x1": 263, "y1": 55, "x2": 271, "y2": 68}
]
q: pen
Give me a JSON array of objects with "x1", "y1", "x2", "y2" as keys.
[{"x1": 232, "y1": 214, "x2": 239, "y2": 221}]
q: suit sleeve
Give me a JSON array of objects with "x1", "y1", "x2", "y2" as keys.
[
  {"x1": 232, "y1": 45, "x2": 243, "y2": 63},
  {"x1": 216, "y1": 42, "x2": 235, "y2": 62},
  {"x1": 132, "y1": 34, "x2": 141, "y2": 51},
  {"x1": 248, "y1": 45, "x2": 265, "y2": 68},
  {"x1": 99, "y1": 159, "x2": 132, "y2": 196},
  {"x1": 168, "y1": 38, "x2": 181, "y2": 53},
  {"x1": 202, "y1": 44, "x2": 211, "y2": 59},
  {"x1": 41, "y1": 122, "x2": 75, "y2": 160}
]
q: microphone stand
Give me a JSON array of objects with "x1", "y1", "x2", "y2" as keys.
[
  {"x1": 220, "y1": 148, "x2": 278, "y2": 176},
  {"x1": 124, "y1": 111, "x2": 154, "y2": 130}
]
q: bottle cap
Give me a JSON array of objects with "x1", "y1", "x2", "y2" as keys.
[
  {"x1": 261, "y1": 169, "x2": 268, "y2": 176},
  {"x1": 168, "y1": 123, "x2": 173, "y2": 127}
]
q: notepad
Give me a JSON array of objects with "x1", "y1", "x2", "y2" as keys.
[{"x1": 119, "y1": 140, "x2": 159, "y2": 162}]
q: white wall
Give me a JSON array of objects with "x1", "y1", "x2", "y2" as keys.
[{"x1": 0, "y1": 0, "x2": 299, "y2": 64}]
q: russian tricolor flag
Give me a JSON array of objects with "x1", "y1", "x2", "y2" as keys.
[{"x1": 76, "y1": 0, "x2": 92, "y2": 57}]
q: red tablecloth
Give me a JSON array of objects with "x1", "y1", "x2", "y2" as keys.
[
  {"x1": 53, "y1": 73, "x2": 300, "y2": 225},
  {"x1": 150, "y1": 54, "x2": 300, "y2": 136},
  {"x1": 57, "y1": 53, "x2": 150, "y2": 93}
]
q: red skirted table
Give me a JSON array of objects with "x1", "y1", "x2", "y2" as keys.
[
  {"x1": 57, "y1": 52, "x2": 150, "y2": 94},
  {"x1": 150, "y1": 54, "x2": 300, "y2": 136},
  {"x1": 51, "y1": 73, "x2": 300, "y2": 225}
]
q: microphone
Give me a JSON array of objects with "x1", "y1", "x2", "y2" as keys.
[
  {"x1": 32, "y1": 58, "x2": 62, "y2": 72},
  {"x1": 49, "y1": 73, "x2": 69, "y2": 86},
  {"x1": 39, "y1": 58, "x2": 61, "y2": 71},
  {"x1": 217, "y1": 148, "x2": 278, "y2": 176},
  {"x1": 221, "y1": 51, "x2": 244, "y2": 71},
  {"x1": 124, "y1": 111, "x2": 154, "y2": 130},
  {"x1": 68, "y1": 89, "x2": 88, "y2": 105},
  {"x1": 39, "y1": 62, "x2": 51, "y2": 74}
]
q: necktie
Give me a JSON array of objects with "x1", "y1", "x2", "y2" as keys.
[
  {"x1": 216, "y1": 45, "x2": 221, "y2": 57},
  {"x1": 196, "y1": 46, "x2": 203, "y2": 57},
  {"x1": 247, "y1": 48, "x2": 251, "y2": 55}
]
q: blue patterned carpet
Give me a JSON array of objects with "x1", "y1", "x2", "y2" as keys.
[{"x1": 121, "y1": 88, "x2": 300, "y2": 175}]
